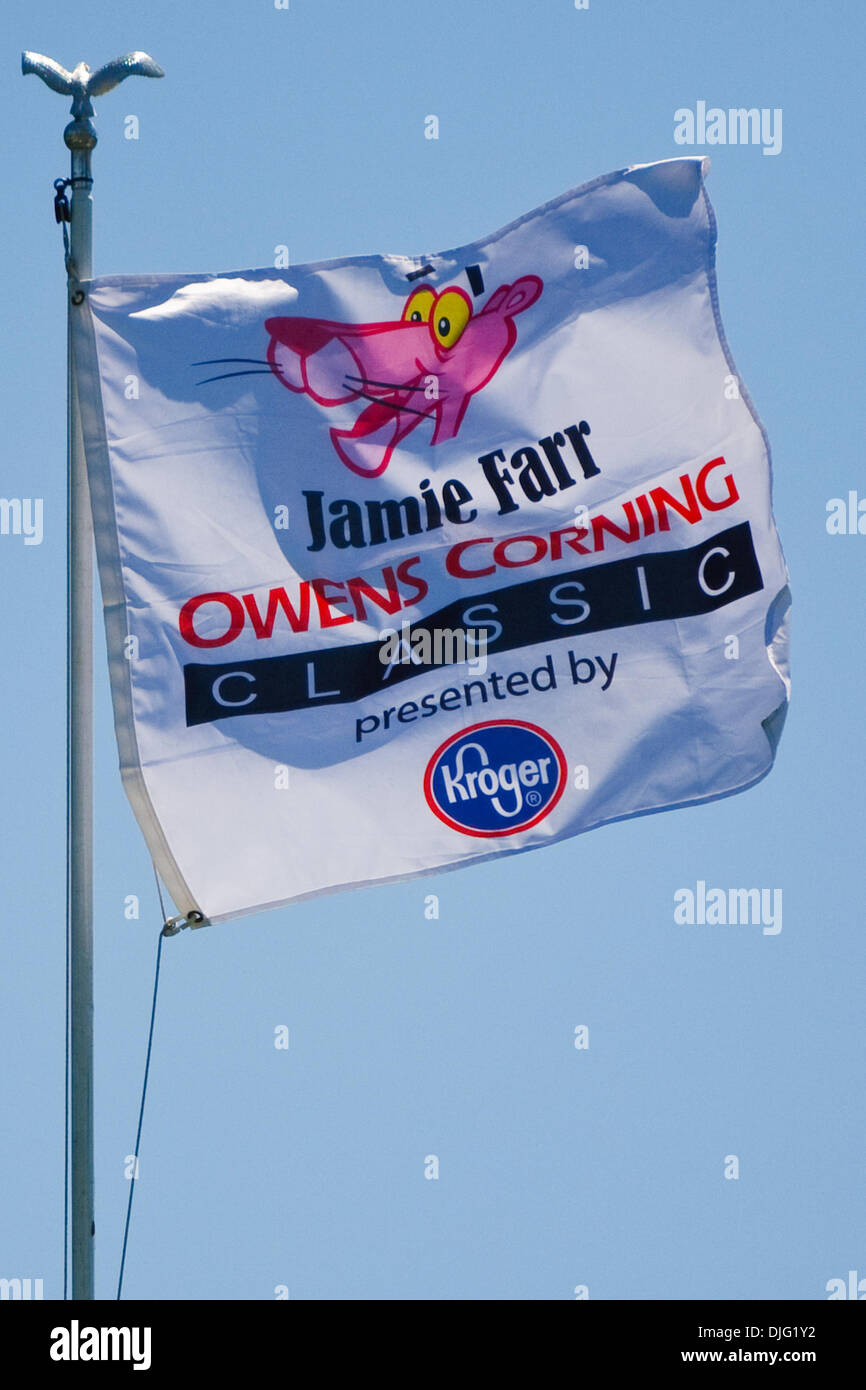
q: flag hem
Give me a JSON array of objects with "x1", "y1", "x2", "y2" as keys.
[{"x1": 70, "y1": 307, "x2": 207, "y2": 925}]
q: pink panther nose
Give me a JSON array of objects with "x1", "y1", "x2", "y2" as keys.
[{"x1": 265, "y1": 317, "x2": 339, "y2": 355}]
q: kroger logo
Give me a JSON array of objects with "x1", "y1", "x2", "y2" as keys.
[{"x1": 424, "y1": 720, "x2": 567, "y2": 837}]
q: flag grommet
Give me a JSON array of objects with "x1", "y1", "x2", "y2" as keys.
[{"x1": 161, "y1": 910, "x2": 204, "y2": 936}]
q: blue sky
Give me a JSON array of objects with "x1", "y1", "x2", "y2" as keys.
[{"x1": 1, "y1": 0, "x2": 863, "y2": 1299}]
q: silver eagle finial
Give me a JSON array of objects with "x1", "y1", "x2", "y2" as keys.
[{"x1": 22, "y1": 50, "x2": 164, "y2": 120}]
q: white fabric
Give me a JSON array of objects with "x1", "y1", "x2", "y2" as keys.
[{"x1": 72, "y1": 157, "x2": 790, "y2": 925}]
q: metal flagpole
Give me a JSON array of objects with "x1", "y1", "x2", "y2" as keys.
[{"x1": 22, "y1": 50, "x2": 164, "y2": 1301}]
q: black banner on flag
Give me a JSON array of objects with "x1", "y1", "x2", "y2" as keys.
[{"x1": 184, "y1": 521, "x2": 762, "y2": 727}]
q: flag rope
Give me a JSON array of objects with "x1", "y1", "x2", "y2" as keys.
[
  {"x1": 116, "y1": 872, "x2": 169, "y2": 1300},
  {"x1": 63, "y1": 819, "x2": 69, "y2": 1301}
]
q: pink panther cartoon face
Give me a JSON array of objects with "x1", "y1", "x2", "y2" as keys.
[{"x1": 262, "y1": 273, "x2": 543, "y2": 477}]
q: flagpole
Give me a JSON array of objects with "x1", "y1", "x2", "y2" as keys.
[
  {"x1": 22, "y1": 50, "x2": 164, "y2": 1301},
  {"x1": 66, "y1": 105, "x2": 96, "y2": 1303}
]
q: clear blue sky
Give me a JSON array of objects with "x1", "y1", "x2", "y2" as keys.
[{"x1": 1, "y1": 0, "x2": 863, "y2": 1299}]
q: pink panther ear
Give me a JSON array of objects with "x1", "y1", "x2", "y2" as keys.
[{"x1": 500, "y1": 275, "x2": 543, "y2": 316}]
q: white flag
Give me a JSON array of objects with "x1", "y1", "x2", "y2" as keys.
[{"x1": 72, "y1": 157, "x2": 790, "y2": 925}]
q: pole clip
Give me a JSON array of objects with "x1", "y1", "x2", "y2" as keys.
[
  {"x1": 54, "y1": 177, "x2": 72, "y2": 224},
  {"x1": 161, "y1": 911, "x2": 205, "y2": 937}
]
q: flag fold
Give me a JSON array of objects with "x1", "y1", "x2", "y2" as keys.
[{"x1": 72, "y1": 156, "x2": 790, "y2": 925}]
